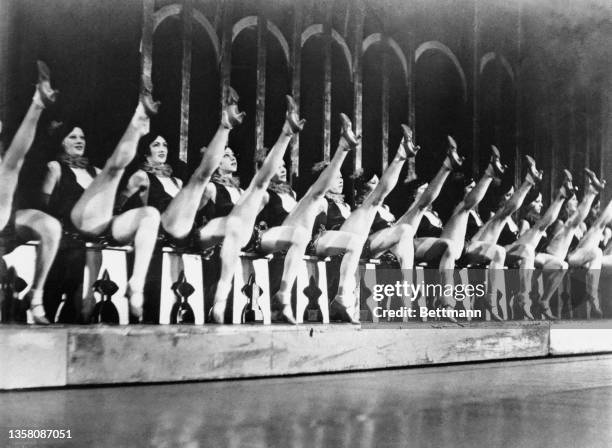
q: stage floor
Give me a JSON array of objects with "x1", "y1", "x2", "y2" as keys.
[{"x1": 2, "y1": 354, "x2": 611, "y2": 447}]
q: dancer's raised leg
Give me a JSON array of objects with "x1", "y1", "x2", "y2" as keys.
[{"x1": 161, "y1": 89, "x2": 245, "y2": 239}]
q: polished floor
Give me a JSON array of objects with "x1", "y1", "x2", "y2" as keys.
[{"x1": 2, "y1": 355, "x2": 612, "y2": 447}]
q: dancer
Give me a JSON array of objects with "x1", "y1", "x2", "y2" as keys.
[
  {"x1": 409, "y1": 146, "x2": 505, "y2": 320},
  {"x1": 41, "y1": 88, "x2": 161, "y2": 321},
  {"x1": 535, "y1": 169, "x2": 605, "y2": 318},
  {"x1": 505, "y1": 170, "x2": 574, "y2": 319},
  {"x1": 199, "y1": 95, "x2": 304, "y2": 323},
  {"x1": 567, "y1": 172, "x2": 609, "y2": 316},
  {"x1": 0, "y1": 61, "x2": 61, "y2": 325},
  {"x1": 463, "y1": 155, "x2": 541, "y2": 320},
  {"x1": 118, "y1": 88, "x2": 244, "y2": 243}
]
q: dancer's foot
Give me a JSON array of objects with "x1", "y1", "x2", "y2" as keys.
[
  {"x1": 330, "y1": 296, "x2": 359, "y2": 324},
  {"x1": 520, "y1": 302, "x2": 534, "y2": 320},
  {"x1": 139, "y1": 75, "x2": 160, "y2": 116},
  {"x1": 490, "y1": 145, "x2": 507, "y2": 178},
  {"x1": 485, "y1": 296, "x2": 503, "y2": 321},
  {"x1": 35, "y1": 60, "x2": 59, "y2": 107},
  {"x1": 221, "y1": 87, "x2": 246, "y2": 129},
  {"x1": 584, "y1": 168, "x2": 606, "y2": 192},
  {"x1": 445, "y1": 135, "x2": 464, "y2": 169},
  {"x1": 525, "y1": 155, "x2": 543, "y2": 184},
  {"x1": 339, "y1": 113, "x2": 360, "y2": 149},
  {"x1": 27, "y1": 291, "x2": 50, "y2": 325},
  {"x1": 285, "y1": 95, "x2": 305, "y2": 134},
  {"x1": 209, "y1": 300, "x2": 227, "y2": 324},
  {"x1": 400, "y1": 125, "x2": 419, "y2": 157},
  {"x1": 126, "y1": 286, "x2": 144, "y2": 322},
  {"x1": 272, "y1": 294, "x2": 297, "y2": 325},
  {"x1": 537, "y1": 302, "x2": 557, "y2": 320},
  {"x1": 560, "y1": 169, "x2": 575, "y2": 198},
  {"x1": 437, "y1": 303, "x2": 458, "y2": 323}
]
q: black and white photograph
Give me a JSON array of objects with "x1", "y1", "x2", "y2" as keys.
[{"x1": 1, "y1": 0, "x2": 611, "y2": 446}]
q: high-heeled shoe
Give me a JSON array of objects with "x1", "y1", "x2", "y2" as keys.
[
  {"x1": 436, "y1": 303, "x2": 458, "y2": 323},
  {"x1": 271, "y1": 293, "x2": 297, "y2": 325},
  {"x1": 446, "y1": 135, "x2": 464, "y2": 169},
  {"x1": 584, "y1": 168, "x2": 606, "y2": 192},
  {"x1": 490, "y1": 145, "x2": 507, "y2": 178},
  {"x1": 520, "y1": 302, "x2": 534, "y2": 320},
  {"x1": 208, "y1": 300, "x2": 227, "y2": 324},
  {"x1": 139, "y1": 75, "x2": 160, "y2": 116},
  {"x1": 340, "y1": 113, "x2": 360, "y2": 149},
  {"x1": 221, "y1": 87, "x2": 246, "y2": 129},
  {"x1": 525, "y1": 155, "x2": 543, "y2": 184},
  {"x1": 285, "y1": 95, "x2": 305, "y2": 134},
  {"x1": 401, "y1": 124, "x2": 420, "y2": 157},
  {"x1": 329, "y1": 297, "x2": 359, "y2": 324},
  {"x1": 28, "y1": 294, "x2": 50, "y2": 325},
  {"x1": 560, "y1": 169, "x2": 575, "y2": 199},
  {"x1": 126, "y1": 287, "x2": 144, "y2": 322},
  {"x1": 536, "y1": 302, "x2": 557, "y2": 320},
  {"x1": 484, "y1": 296, "x2": 503, "y2": 322},
  {"x1": 36, "y1": 60, "x2": 58, "y2": 107}
]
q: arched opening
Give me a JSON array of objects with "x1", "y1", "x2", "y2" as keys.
[
  {"x1": 415, "y1": 47, "x2": 466, "y2": 219},
  {"x1": 230, "y1": 26, "x2": 258, "y2": 182}
]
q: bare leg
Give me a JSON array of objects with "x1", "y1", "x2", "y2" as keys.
[
  {"x1": 14, "y1": 209, "x2": 62, "y2": 325},
  {"x1": 536, "y1": 253, "x2": 568, "y2": 319},
  {"x1": 464, "y1": 241, "x2": 506, "y2": 320},
  {"x1": 110, "y1": 206, "x2": 161, "y2": 320},
  {"x1": 70, "y1": 103, "x2": 151, "y2": 235},
  {"x1": 0, "y1": 100, "x2": 46, "y2": 230},
  {"x1": 208, "y1": 98, "x2": 304, "y2": 323},
  {"x1": 261, "y1": 115, "x2": 358, "y2": 323},
  {"x1": 162, "y1": 94, "x2": 244, "y2": 239}
]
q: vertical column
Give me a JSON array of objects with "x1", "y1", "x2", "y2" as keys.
[
  {"x1": 351, "y1": 0, "x2": 365, "y2": 172},
  {"x1": 381, "y1": 49, "x2": 389, "y2": 170},
  {"x1": 140, "y1": 0, "x2": 155, "y2": 88},
  {"x1": 0, "y1": 0, "x2": 14, "y2": 122},
  {"x1": 601, "y1": 79, "x2": 612, "y2": 205},
  {"x1": 179, "y1": 0, "x2": 193, "y2": 163},
  {"x1": 256, "y1": 12, "x2": 267, "y2": 164},
  {"x1": 514, "y1": 0, "x2": 523, "y2": 188},
  {"x1": 407, "y1": 31, "x2": 416, "y2": 131},
  {"x1": 219, "y1": 0, "x2": 232, "y2": 108},
  {"x1": 471, "y1": 0, "x2": 480, "y2": 175},
  {"x1": 323, "y1": 4, "x2": 333, "y2": 162},
  {"x1": 290, "y1": 1, "x2": 303, "y2": 183}
]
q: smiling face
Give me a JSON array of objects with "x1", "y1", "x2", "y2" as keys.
[
  {"x1": 566, "y1": 194, "x2": 578, "y2": 215},
  {"x1": 365, "y1": 174, "x2": 379, "y2": 193},
  {"x1": 61, "y1": 127, "x2": 86, "y2": 157},
  {"x1": 218, "y1": 147, "x2": 238, "y2": 174},
  {"x1": 145, "y1": 136, "x2": 168, "y2": 164},
  {"x1": 503, "y1": 186, "x2": 515, "y2": 203},
  {"x1": 330, "y1": 173, "x2": 344, "y2": 194},
  {"x1": 464, "y1": 180, "x2": 475, "y2": 196},
  {"x1": 529, "y1": 193, "x2": 543, "y2": 214}
]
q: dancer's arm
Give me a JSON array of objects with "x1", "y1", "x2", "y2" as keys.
[
  {"x1": 116, "y1": 170, "x2": 149, "y2": 209},
  {"x1": 40, "y1": 161, "x2": 61, "y2": 208}
]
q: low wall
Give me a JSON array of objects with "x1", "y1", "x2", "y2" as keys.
[{"x1": 2, "y1": 321, "x2": 611, "y2": 390}]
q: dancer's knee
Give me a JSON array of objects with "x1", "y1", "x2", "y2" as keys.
[{"x1": 138, "y1": 206, "x2": 161, "y2": 229}]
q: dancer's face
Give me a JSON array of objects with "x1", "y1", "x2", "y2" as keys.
[
  {"x1": 503, "y1": 186, "x2": 515, "y2": 202},
  {"x1": 530, "y1": 193, "x2": 543, "y2": 214},
  {"x1": 330, "y1": 173, "x2": 344, "y2": 194},
  {"x1": 464, "y1": 181, "x2": 475, "y2": 195},
  {"x1": 273, "y1": 161, "x2": 287, "y2": 183},
  {"x1": 146, "y1": 136, "x2": 168, "y2": 164},
  {"x1": 364, "y1": 175, "x2": 379, "y2": 193},
  {"x1": 62, "y1": 127, "x2": 86, "y2": 157},
  {"x1": 589, "y1": 201, "x2": 600, "y2": 219},
  {"x1": 219, "y1": 147, "x2": 237, "y2": 173}
]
